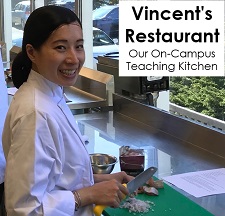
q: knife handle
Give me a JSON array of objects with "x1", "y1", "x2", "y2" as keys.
[
  {"x1": 93, "y1": 205, "x2": 107, "y2": 216},
  {"x1": 93, "y1": 184, "x2": 127, "y2": 216}
]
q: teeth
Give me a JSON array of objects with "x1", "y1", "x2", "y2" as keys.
[{"x1": 60, "y1": 70, "x2": 76, "y2": 75}]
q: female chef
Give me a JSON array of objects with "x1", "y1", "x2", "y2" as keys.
[{"x1": 2, "y1": 5, "x2": 132, "y2": 216}]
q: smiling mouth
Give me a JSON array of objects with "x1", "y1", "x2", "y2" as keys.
[{"x1": 59, "y1": 69, "x2": 76, "y2": 76}]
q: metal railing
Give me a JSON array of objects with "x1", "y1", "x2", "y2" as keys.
[{"x1": 169, "y1": 103, "x2": 225, "y2": 132}]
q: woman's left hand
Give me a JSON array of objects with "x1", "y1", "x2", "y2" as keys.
[
  {"x1": 94, "y1": 171, "x2": 134, "y2": 184},
  {"x1": 109, "y1": 171, "x2": 134, "y2": 184}
]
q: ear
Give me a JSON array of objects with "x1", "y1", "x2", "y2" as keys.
[{"x1": 26, "y1": 44, "x2": 36, "y2": 63}]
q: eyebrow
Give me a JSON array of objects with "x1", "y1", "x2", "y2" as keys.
[
  {"x1": 52, "y1": 39, "x2": 84, "y2": 44},
  {"x1": 77, "y1": 39, "x2": 84, "y2": 43}
]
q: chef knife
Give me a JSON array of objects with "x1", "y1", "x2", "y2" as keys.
[
  {"x1": 126, "y1": 166, "x2": 157, "y2": 194},
  {"x1": 93, "y1": 166, "x2": 157, "y2": 216}
]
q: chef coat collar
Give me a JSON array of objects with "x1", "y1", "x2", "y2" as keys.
[{"x1": 28, "y1": 69, "x2": 64, "y2": 102}]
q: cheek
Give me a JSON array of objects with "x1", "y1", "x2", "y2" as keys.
[
  {"x1": 36, "y1": 56, "x2": 59, "y2": 75},
  {"x1": 79, "y1": 52, "x2": 85, "y2": 65},
  {"x1": 42, "y1": 54, "x2": 60, "y2": 68}
]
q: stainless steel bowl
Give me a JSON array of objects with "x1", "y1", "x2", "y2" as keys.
[{"x1": 90, "y1": 153, "x2": 117, "y2": 174}]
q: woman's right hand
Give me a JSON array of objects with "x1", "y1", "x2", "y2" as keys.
[{"x1": 77, "y1": 179, "x2": 129, "y2": 208}]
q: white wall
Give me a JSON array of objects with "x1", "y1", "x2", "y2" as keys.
[
  {"x1": 82, "y1": 0, "x2": 93, "y2": 69},
  {"x1": 157, "y1": 91, "x2": 169, "y2": 112},
  {"x1": 3, "y1": 0, "x2": 12, "y2": 62}
]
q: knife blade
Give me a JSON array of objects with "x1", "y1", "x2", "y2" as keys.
[
  {"x1": 126, "y1": 166, "x2": 157, "y2": 194},
  {"x1": 93, "y1": 166, "x2": 157, "y2": 216}
]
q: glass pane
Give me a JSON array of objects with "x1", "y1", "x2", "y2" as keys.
[
  {"x1": 12, "y1": 0, "x2": 76, "y2": 48},
  {"x1": 93, "y1": 28, "x2": 115, "y2": 46},
  {"x1": 92, "y1": 1, "x2": 119, "y2": 70},
  {"x1": 12, "y1": 1, "x2": 31, "y2": 47},
  {"x1": 48, "y1": 0, "x2": 75, "y2": 11},
  {"x1": 93, "y1": 4, "x2": 119, "y2": 40}
]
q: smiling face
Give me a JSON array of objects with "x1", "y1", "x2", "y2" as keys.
[{"x1": 26, "y1": 22, "x2": 85, "y2": 87}]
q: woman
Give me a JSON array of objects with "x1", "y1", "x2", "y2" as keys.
[{"x1": 2, "y1": 5, "x2": 132, "y2": 216}]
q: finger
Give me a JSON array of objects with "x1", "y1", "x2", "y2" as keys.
[
  {"x1": 110, "y1": 197, "x2": 120, "y2": 208},
  {"x1": 119, "y1": 184, "x2": 129, "y2": 197},
  {"x1": 115, "y1": 193, "x2": 121, "y2": 207},
  {"x1": 118, "y1": 190, "x2": 125, "y2": 201}
]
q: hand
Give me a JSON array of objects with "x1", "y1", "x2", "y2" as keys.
[
  {"x1": 94, "y1": 171, "x2": 134, "y2": 184},
  {"x1": 109, "y1": 171, "x2": 134, "y2": 184},
  {"x1": 76, "y1": 172, "x2": 134, "y2": 208},
  {"x1": 91, "y1": 179, "x2": 128, "y2": 208}
]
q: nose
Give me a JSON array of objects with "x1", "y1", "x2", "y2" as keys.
[{"x1": 65, "y1": 49, "x2": 79, "y2": 64}]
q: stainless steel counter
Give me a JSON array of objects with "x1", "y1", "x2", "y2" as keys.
[
  {"x1": 75, "y1": 94, "x2": 225, "y2": 216},
  {"x1": 64, "y1": 67, "x2": 114, "y2": 110}
]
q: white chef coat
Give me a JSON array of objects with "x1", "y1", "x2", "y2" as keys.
[
  {"x1": 0, "y1": 50, "x2": 8, "y2": 184},
  {"x1": 2, "y1": 70, "x2": 94, "y2": 216}
]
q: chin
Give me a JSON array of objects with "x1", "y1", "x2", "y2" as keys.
[{"x1": 61, "y1": 76, "x2": 78, "y2": 87}]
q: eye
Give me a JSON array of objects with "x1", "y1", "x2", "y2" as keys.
[
  {"x1": 76, "y1": 44, "x2": 84, "y2": 51},
  {"x1": 55, "y1": 45, "x2": 66, "y2": 51}
]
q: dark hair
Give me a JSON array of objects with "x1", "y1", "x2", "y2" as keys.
[{"x1": 12, "y1": 5, "x2": 82, "y2": 88}]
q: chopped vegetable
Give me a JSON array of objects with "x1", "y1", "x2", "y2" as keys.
[{"x1": 120, "y1": 197, "x2": 154, "y2": 214}]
